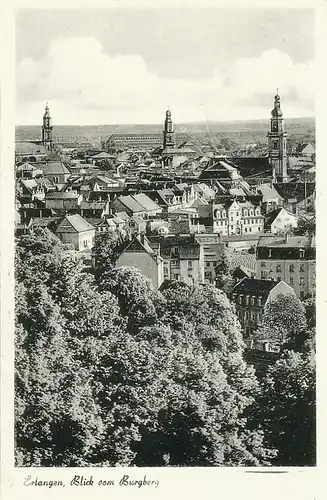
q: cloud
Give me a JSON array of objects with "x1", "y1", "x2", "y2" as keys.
[{"x1": 16, "y1": 37, "x2": 314, "y2": 124}]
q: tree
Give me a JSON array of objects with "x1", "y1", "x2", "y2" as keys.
[
  {"x1": 252, "y1": 350, "x2": 315, "y2": 466},
  {"x1": 294, "y1": 216, "x2": 316, "y2": 236},
  {"x1": 98, "y1": 265, "x2": 159, "y2": 331},
  {"x1": 255, "y1": 294, "x2": 308, "y2": 351},
  {"x1": 92, "y1": 231, "x2": 119, "y2": 279},
  {"x1": 214, "y1": 250, "x2": 231, "y2": 288}
]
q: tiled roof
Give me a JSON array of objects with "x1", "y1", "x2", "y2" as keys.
[
  {"x1": 116, "y1": 195, "x2": 145, "y2": 213},
  {"x1": 232, "y1": 278, "x2": 277, "y2": 295},
  {"x1": 80, "y1": 200, "x2": 107, "y2": 209},
  {"x1": 273, "y1": 182, "x2": 315, "y2": 202},
  {"x1": 56, "y1": 214, "x2": 95, "y2": 233},
  {"x1": 132, "y1": 193, "x2": 161, "y2": 212},
  {"x1": 41, "y1": 161, "x2": 71, "y2": 176},
  {"x1": 47, "y1": 191, "x2": 79, "y2": 199}
]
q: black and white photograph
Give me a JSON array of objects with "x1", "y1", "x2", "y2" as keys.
[{"x1": 8, "y1": 2, "x2": 317, "y2": 477}]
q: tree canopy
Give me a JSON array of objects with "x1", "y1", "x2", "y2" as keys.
[{"x1": 15, "y1": 229, "x2": 314, "y2": 467}]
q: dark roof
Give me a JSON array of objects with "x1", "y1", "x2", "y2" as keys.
[
  {"x1": 115, "y1": 195, "x2": 145, "y2": 213},
  {"x1": 244, "y1": 348, "x2": 280, "y2": 367},
  {"x1": 80, "y1": 200, "x2": 107, "y2": 210},
  {"x1": 232, "y1": 278, "x2": 277, "y2": 295},
  {"x1": 231, "y1": 156, "x2": 271, "y2": 177}
]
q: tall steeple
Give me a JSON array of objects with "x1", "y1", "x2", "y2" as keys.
[
  {"x1": 163, "y1": 107, "x2": 175, "y2": 149},
  {"x1": 42, "y1": 102, "x2": 54, "y2": 150},
  {"x1": 267, "y1": 91, "x2": 288, "y2": 183}
]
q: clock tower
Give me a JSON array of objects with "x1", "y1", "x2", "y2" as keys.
[
  {"x1": 268, "y1": 91, "x2": 288, "y2": 183},
  {"x1": 42, "y1": 102, "x2": 54, "y2": 150}
]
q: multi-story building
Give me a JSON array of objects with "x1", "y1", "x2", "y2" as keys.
[
  {"x1": 212, "y1": 199, "x2": 264, "y2": 236},
  {"x1": 230, "y1": 277, "x2": 295, "y2": 336},
  {"x1": 256, "y1": 235, "x2": 316, "y2": 298},
  {"x1": 146, "y1": 234, "x2": 205, "y2": 284},
  {"x1": 194, "y1": 233, "x2": 224, "y2": 284}
]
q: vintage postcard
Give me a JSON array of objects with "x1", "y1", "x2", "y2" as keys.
[{"x1": 0, "y1": 0, "x2": 325, "y2": 499}]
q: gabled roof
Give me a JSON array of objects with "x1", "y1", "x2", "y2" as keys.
[
  {"x1": 91, "y1": 152, "x2": 116, "y2": 159},
  {"x1": 80, "y1": 200, "x2": 108, "y2": 210},
  {"x1": 16, "y1": 162, "x2": 37, "y2": 172},
  {"x1": 55, "y1": 214, "x2": 95, "y2": 233},
  {"x1": 115, "y1": 195, "x2": 145, "y2": 213},
  {"x1": 264, "y1": 207, "x2": 296, "y2": 227},
  {"x1": 41, "y1": 161, "x2": 71, "y2": 176},
  {"x1": 232, "y1": 277, "x2": 278, "y2": 296},
  {"x1": 257, "y1": 183, "x2": 284, "y2": 202},
  {"x1": 132, "y1": 193, "x2": 161, "y2": 212}
]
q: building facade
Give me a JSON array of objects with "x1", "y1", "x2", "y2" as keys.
[
  {"x1": 256, "y1": 235, "x2": 316, "y2": 298},
  {"x1": 212, "y1": 200, "x2": 264, "y2": 236}
]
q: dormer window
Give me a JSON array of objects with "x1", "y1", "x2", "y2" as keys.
[
  {"x1": 299, "y1": 249, "x2": 305, "y2": 259},
  {"x1": 268, "y1": 249, "x2": 272, "y2": 258},
  {"x1": 250, "y1": 209, "x2": 254, "y2": 216},
  {"x1": 222, "y1": 211, "x2": 226, "y2": 218},
  {"x1": 244, "y1": 209, "x2": 248, "y2": 217}
]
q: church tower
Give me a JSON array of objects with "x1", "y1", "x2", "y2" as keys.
[
  {"x1": 268, "y1": 91, "x2": 288, "y2": 183},
  {"x1": 163, "y1": 108, "x2": 175, "y2": 149},
  {"x1": 42, "y1": 102, "x2": 54, "y2": 150}
]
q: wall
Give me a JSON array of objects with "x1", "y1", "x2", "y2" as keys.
[
  {"x1": 256, "y1": 258, "x2": 315, "y2": 298},
  {"x1": 116, "y1": 251, "x2": 162, "y2": 289}
]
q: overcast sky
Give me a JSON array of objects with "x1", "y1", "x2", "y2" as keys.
[{"x1": 16, "y1": 8, "x2": 315, "y2": 125}]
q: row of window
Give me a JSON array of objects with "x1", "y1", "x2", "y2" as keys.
[
  {"x1": 260, "y1": 262, "x2": 306, "y2": 272},
  {"x1": 215, "y1": 209, "x2": 261, "y2": 219},
  {"x1": 260, "y1": 271, "x2": 306, "y2": 286},
  {"x1": 260, "y1": 261, "x2": 305, "y2": 273},
  {"x1": 233, "y1": 295, "x2": 262, "y2": 306},
  {"x1": 238, "y1": 310, "x2": 261, "y2": 322}
]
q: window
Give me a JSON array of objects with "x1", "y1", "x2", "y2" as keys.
[
  {"x1": 244, "y1": 209, "x2": 248, "y2": 217},
  {"x1": 164, "y1": 268, "x2": 168, "y2": 276},
  {"x1": 289, "y1": 264, "x2": 294, "y2": 273},
  {"x1": 300, "y1": 277, "x2": 305, "y2": 285},
  {"x1": 300, "y1": 264, "x2": 305, "y2": 272},
  {"x1": 258, "y1": 227, "x2": 261, "y2": 232},
  {"x1": 249, "y1": 228, "x2": 252, "y2": 232},
  {"x1": 238, "y1": 296, "x2": 242, "y2": 305},
  {"x1": 205, "y1": 272, "x2": 211, "y2": 279},
  {"x1": 206, "y1": 262, "x2": 211, "y2": 268},
  {"x1": 300, "y1": 290, "x2": 305, "y2": 298},
  {"x1": 173, "y1": 273, "x2": 179, "y2": 280},
  {"x1": 261, "y1": 261, "x2": 266, "y2": 267},
  {"x1": 261, "y1": 271, "x2": 267, "y2": 279},
  {"x1": 83, "y1": 240, "x2": 88, "y2": 248},
  {"x1": 171, "y1": 260, "x2": 179, "y2": 267},
  {"x1": 290, "y1": 277, "x2": 294, "y2": 285},
  {"x1": 251, "y1": 297, "x2": 255, "y2": 306},
  {"x1": 188, "y1": 260, "x2": 193, "y2": 269},
  {"x1": 244, "y1": 228, "x2": 248, "y2": 233},
  {"x1": 258, "y1": 297, "x2": 262, "y2": 307},
  {"x1": 299, "y1": 249, "x2": 305, "y2": 259},
  {"x1": 277, "y1": 276, "x2": 281, "y2": 282},
  {"x1": 251, "y1": 312, "x2": 256, "y2": 321},
  {"x1": 276, "y1": 264, "x2": 281, "y2": 272},
  {"x1": 245, "y1": 296, "x2": 249, "y2": 305}
]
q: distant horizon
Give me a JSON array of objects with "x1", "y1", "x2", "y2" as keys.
[{"x1": 16, "y1": 116, "x2": 315, "y2": 128}]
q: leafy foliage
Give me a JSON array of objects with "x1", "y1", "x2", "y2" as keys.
[
  {"x1": 255, "y1": 294, "x2": 308, "y2": 351},
  {"x1": 251, "y1": 350, "x2": 316, "y2": 466}
]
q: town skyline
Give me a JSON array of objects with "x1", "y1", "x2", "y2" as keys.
[{"x1": 16, "y1": 8, "x2": 314, "y2": 125}]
